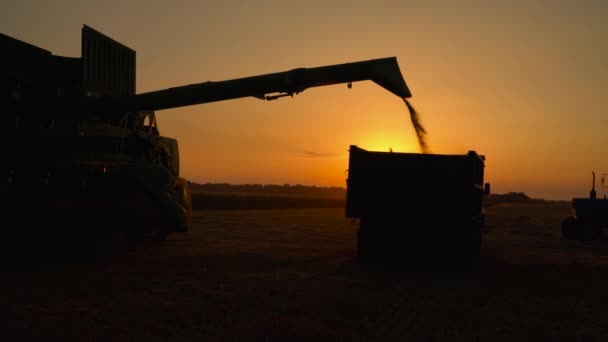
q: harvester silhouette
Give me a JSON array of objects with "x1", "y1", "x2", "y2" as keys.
[{"x1": 0, "y1": 25, "x2": 409, "y2": 241}]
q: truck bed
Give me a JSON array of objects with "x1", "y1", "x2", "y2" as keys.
[{"x1": 345, "y1": 145, "x2": 486, "y2": 220}]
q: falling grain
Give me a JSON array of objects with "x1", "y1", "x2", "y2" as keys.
[{"x1": 403, "y1": 98, "x2": 430, "y2": 153}]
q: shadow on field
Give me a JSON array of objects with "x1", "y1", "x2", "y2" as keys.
[
  {"x1": 2, "y1": 205, "x2": 608, "y2": 341},
  {"x1": 1, "y1": 251, "x2": 607, "y2": 341},
  {"x1": 0, "y1": 236, "x2": 112, "y2": 266},
  {"x1": 0, "y1": 229, "x2": 158, "y2": 268}
]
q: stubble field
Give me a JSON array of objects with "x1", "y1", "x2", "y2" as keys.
[{"x1": 2, "y1": 201, "x2": 608, "y2": 341}]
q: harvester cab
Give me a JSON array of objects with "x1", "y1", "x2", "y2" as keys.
[
  {"x1": 562, "y1": 171, "x2": 608, "y2": 240},
  {"x1": 1, "y1": 25, "x2": 412, "y2": 242}
]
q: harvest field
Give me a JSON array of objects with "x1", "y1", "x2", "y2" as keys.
[{"x1": 2, "y1": 201, "x2": 608, "y2": 341}]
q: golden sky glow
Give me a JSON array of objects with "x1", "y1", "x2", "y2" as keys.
[{"x1": 2, "y1": 0, "x2": 607, "y2": 200}]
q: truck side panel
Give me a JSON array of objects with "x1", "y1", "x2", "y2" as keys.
[{"x1": 345, "y1": 145, "x2": 485, "y2": 221}]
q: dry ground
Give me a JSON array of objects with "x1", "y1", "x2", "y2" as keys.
[{"x1": 2, "y1": 202, "x2": 608, "y2": 341}]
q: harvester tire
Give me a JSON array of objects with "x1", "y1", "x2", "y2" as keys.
[
  {"x1": 173, "y1": 177, "x2": 193, "y2": 233},
  {"x1": 124, "y1": 227, "x2": 168, "y2": 243},
  {"x1": 152, "y1": 228, "x2": 169, "y2": 241},
  {"x1": 124, "y1": 228, "x2": 142, "y2": 244}
]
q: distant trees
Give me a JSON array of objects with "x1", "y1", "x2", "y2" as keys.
[
  {"x1": 190, "y1": 183, "x2": 546, "y2": 207},
  {"x1": 484, "y1": 192, "x2": 546, "y2": 206},
  {"x1": 189, "y1": 183, "x2": 346, "y2": 198}
]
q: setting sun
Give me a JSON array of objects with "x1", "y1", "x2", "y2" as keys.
[{"x1": 358, "y1": 131, "x2": 419, "y2": 154}]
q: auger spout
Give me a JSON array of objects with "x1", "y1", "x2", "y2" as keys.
[{"x1": 112, "y1": 57, "x2": 411, "y2": 113}]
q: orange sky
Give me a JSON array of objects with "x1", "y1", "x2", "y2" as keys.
[{"x1": 2, "y1": 1, "x2": 607, "y2": 200}]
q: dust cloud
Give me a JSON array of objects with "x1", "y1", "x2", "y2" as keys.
[{"x1": 403, "y1": 98, "x2": 430, "y2": 153}]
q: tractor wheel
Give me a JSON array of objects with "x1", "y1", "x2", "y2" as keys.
[{"x1": 561, "y1": 217, "x2": 578, "y2": 240}]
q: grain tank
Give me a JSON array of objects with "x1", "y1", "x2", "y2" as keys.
[
  {"x1": 345, "y1": 146, "x2": 489, "y2": 269},
  {"x1": 0, "y1": 25, "x2": 411, "y2": 241}
]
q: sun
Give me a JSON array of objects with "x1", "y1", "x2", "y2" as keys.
[{"x1": 358, "y1": 132, "x2": 418, "y2": 153}]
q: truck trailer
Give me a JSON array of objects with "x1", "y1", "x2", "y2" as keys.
[{"x1": 345, "y1": 145, "x2": 489, "y2": 269}]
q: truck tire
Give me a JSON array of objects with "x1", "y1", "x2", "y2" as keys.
[
  {"x1": 449, "y1": 224, "x2": 482, "y2": 272},
  {"x1": 357, "y1": 217, "x2": 404, "y2": 264},
  {"x1": 172, "y1": 177, "x2": 192, "y2": 233},
  {"x1": 357, "y1": 218, "x2": 380, "y2": 263},
  {"x1": 467, "y1": 225, "x2": 482, "y2": 269},
  {"x1": 357, "y1": 222, "x2": 373, "y2": 263}
]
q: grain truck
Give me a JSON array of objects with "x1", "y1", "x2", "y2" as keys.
[{"x1": 345, "y1": 146, "x2": 489, "y2": 269}]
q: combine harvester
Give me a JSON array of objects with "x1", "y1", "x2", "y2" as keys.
[{"x1": 0, "y1": 25, "x2": 409, "y2": 242}]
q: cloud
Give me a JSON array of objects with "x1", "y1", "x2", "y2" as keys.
[{"x1": 297, "y1": 150, "x2": 341, "y2": 158}]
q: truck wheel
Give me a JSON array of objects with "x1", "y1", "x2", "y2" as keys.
[
  {"x1": 357, "y1": 218, "x2": 376, "y2": 263},
  {"x1": 464, "y1": 226, "x2": 482, "y2": 271},
  {"x1": 470, "y1": 226, "x2": 482, "y2": 268},
  {"x1": 448, "y1": 224, "x2": 482, "y2": 272},
  {"x1": 561, "y1": 217, "x2": 578, "y2": 240},
  {"x1": 357, "y1": 225, "x2": 371, "y2": 263}
]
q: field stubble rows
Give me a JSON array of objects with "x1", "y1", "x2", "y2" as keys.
[{"x1": 2, "y1": 202, "x2": 608, "y2": 341}]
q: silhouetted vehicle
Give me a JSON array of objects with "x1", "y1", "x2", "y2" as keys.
[
  {"x1": 0, "y1": 25, "x2": 410, "y2": 242},
  {"x1": 562, "y1": 172, "x2": 608, "y2": 240},
  {"x1": 345, "y1": 146, "x2": 489, "y2": 269}
]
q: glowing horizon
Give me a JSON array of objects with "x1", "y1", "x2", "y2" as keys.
[{"x1": 2, "y1": 1, "x2": 607, "y2": 200}]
